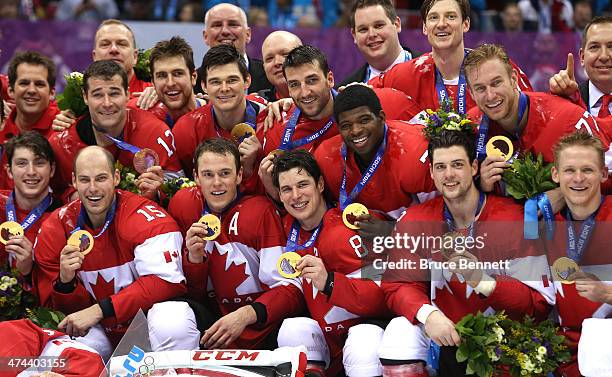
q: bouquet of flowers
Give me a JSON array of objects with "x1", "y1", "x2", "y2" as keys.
[
  {"x1": 455, "y1": 311, "x2": 570, "y2": 377},
  {"x1": 56, "y1": 72, "x2": 88, "y2": 117},
  {"x1": 502, "y1": 153, "x2": 557, "y2": 201},
  {"x1": 115, "y1": 161, "x2": 140, "y2": 194},
  {"x1": 160, "y1": 177, "x2": 196, "y2": 208},
  {"x1": 26, "y1": 307, "x2": 66, "y2": 330},
  {"x1": 0, "y1": 269, "x2": 33, "y2": 320},
  {"x1": 134, "y1": 48, "x2": 153, "y2": 82},
  {"x1": 420, "y1": 99, "x2": 476, "y2": 140}
]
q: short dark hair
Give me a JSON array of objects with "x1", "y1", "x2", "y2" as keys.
[
  {"x1": 150, "y1": 36, "x2": 195, "y2": 76},
  {"x1": 582, "y1": 16, "x2": 612, "y2": 49},
  {"x1": 201, "y1": 44, "x2": 249, "y2": 84},
  {"x1": 421, "y1": 0, "x2": 470, "y2": 22},
  {"x1": 349, "y1": 0, "x2": 398, "y2": 29},
  {"x1": 8, "y1": 51, "x2": 56, "y2": 89},
  {"x1": 283, "y1": 45, "x2": 330, "y2": 77},
  {"x1": 427, "y1": 129, "x2": 476, "y2": 164},
  {"x1": 272, "y1": 150, "x2": 322, "y2": 189},
  {"x1": 83, "y1": 60, "x2": 128, "y2": 94},
  {"x1": 5, "y1": 131, "x2": 55, "y2": 167},
  {"x1": 193, "y1": 138, "x2": 241, "y2": 173},
  {"x1": 333, "y1": 85, "x2": 383, "y2": 122}
]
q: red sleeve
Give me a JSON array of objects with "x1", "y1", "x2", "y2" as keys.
[
  {"x1": 256, "y1": 284, "x2": 305, "y2": 324},
  {"x1": 382, "y1": 281, "x2": 431, "y2": 324},
  {"x1": 173, "y1": 113, "x2": 200, "y2": 176},
  {"x1": 107, "y1": 275, "x2": 186, "y2": 325},
  {"x1": 375, "y1": 88, "x2": 424, "y2": 121},
  {"x1": 328, "y1": 273, "x2": 387, "y2": 317},
  {"x1": 53, "y1": 344, "x2": 105, "y2": 377},
  {"x1": 182, "y1": 255, "x2": 209, "y2": 302},
  {"x1": 486, "y1": 276, "x2": 551, "y2": 322},
  {"x1": 32, "y1": 211, "x2": 93, "y2": 314},
  {"x1": 368, "y1": 61, "x2": 413, "y2": 96}
]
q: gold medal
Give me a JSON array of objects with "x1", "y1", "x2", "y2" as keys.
[
  {"x1": 68, "y1": 230, "x2": 94, "y2": 256},
  {"x1": 486, "y1": 136, "x2": 514, "y2": 162},
  {"x1": 268, "y1": 149, "x2": 285, "y2": 159},
  {"x1": 277, "y1": 251, "x2": 302, "y2": 279},
  {"x1": 342, "y1": 203, "x2": 369, "y2": 230},
  {"x1": 198, "y1": 214, "x2": 221, "y2": 241},
  {"x1": 231, "y1": 123, "x2": 255, "y2": 143},
  {"x1": 0, "y1": 221, "x2": 24, "y2": 245},
  {"x1": 133, "y1": 148, "x2": 160, "y2": 174},
  {"x1": 552, "y1": 257, "x2": 580, "y2": 284},
  {"x1": 440, "y1": 231, "x2": 463, "y2": 260}
]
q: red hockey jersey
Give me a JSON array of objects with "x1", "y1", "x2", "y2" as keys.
[
  {"x1": 33, "y1": 190, "x2": 186, "y2": 342},
  {"x1": 168, "y1": 187, "x2": 304, "y2": 349},
  {"x1": 48, "y1": 108, "x2": 182, "y2": 200},
  {"x1": 314, "y1": 120, "x2": 434, "y2": 219},
  {"x1": 383, "y1": 195, "x2": 553, "y2": 324},
  {"x1": 282, "y1": 208, "x2": 390, "y2": 376},
  {"x1": 0, "y1": 319, "x2": 105, "y2": 377},
  {"x1": 369, "y1": 52, "x2": 532, "y2": 113},
  {"x1": 128, "y1": 75, "x2": 153, "y2": 98}
]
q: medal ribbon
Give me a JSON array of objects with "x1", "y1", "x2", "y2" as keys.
[
  {"x1": 285, "y1": 219, "x2": 322, "y2": 253},
  {"x1": 443, "y1": 191, "x2": 485, "y2": 239},
  {"x1": 6, "y1": 190, "x2": 52, "y2": 231},
  {"x1": 211, "y1": 100, "x2": 258, "y2": 138},
  {"x1": 434, "y1": 49, "x2": 469, "y2": 115},
  {"x1": 279, "y1": 90, "x2": 337, "y2": 151},
  {"x1": 201, "y1": 191, "x2": 242, "y2": 220},
  {"x1": 475, "y1": 92, "x2": 528, "y2": 161},
  {"x1": 565, "y1": 197, "x2": 603, "y2": 262},
  {"x1": 338, "y1": 124, "x2": 388, "y2": 210},
  {"x1": 524, "y1": 193, "x2": 555, "y2": 240},
  {"x1": 101, "y1": 131, "x2": 142, "y2": 155},
  {"x1": 73, "y1": 197, "x2": 117, "y2": 238}
]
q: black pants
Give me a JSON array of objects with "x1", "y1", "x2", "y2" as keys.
[{"x1": 439, "y1": 345, "x2": 468, "y2": 377}]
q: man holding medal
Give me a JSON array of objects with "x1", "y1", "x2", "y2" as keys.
[
  {"x1": 0, "y1": 132, "x2": 60, "y2": 287},
  {"x1": 379, "y1": 130, "x2": 554, "y2": 377},
  {"x1": 464, "y1": 44, "x2": 610, "y2": 196},
  {"x1": 48, "y1": 60, "x2": 183, "y2": 202},
  {"x1": 33, "y1": 146, "x2": 199, "y2": 360},
  {"x1": 272, "y1": 150, "x2": 390, "y2": 377},
  {"x1": 546, "y1": 132, "x2": 612, "y2": 377},
  {"x1": 173, "y1": 45, "x2": 266, "y2": 182},
  {"x1": 168, "y1": 138, "x2": 303, "y2": 350},
  {"x1": 314, "y1": 85, "x2": 434, "y2": 226},
  {"x1": 369, "y1": 0, "x2": 532, "y2": 114}
]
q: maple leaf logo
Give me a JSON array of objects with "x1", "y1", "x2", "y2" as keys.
[{"x1": 90, "y1": 273, "x2": 118, "y2": 300}]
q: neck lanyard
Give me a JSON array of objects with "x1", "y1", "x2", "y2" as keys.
[
  {"x1": 434, "y1": 49, "x2": 469, "y2": 114},
  {"x1": 475, "y1": 92, "x2": 528, "y2": 161},
  {"x1": 211, "y1": 101, "x2": 257, "y2": 137},
  {"x1": 443, "y1": 191, "x2": 485, "y2": 239},
  {"x1": 74, "y1": 197, "x2": 117, "y2": 238},
  {"x1": 201, "y1": 191, "x2": 242, "y2": 220},
  {"x1": 286, "y1": 219, "x2": 323, "y2": 253},
  {"x1": 279, "y1": 90, "x2": 337, "y2": 151},
  {"x1": 565, "y1": 197, "x2": 603, "y2": 262},
  {"x1": 6, "y1": 190, "x2": 52, "y2": 231},
  {"x1": 338, "y1": 124, "x2": 388, "y2": 210}
]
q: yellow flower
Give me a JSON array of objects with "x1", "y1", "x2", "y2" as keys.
[{"x1": 426, "y1": 109, "x2": 434, "y2": 115}]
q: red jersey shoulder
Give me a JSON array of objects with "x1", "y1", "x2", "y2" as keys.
[
  {"x1": 115, "y1": 190, "x2": 179, "y2": 233},
  {"x1": 374, "y1": 88, "x2": 423, "y2": 121},
  {"x1": 401, "y1": 196, "x2": 444, "y2": 222},
  {"x1": 480, "y1": 195, "x2": 523, "y2": 221},
  {"x1": 597, "y1": 196, "x2": 612, "y2": 220},
  {"x1": 314, "y1": 134, "x2": 343, "y2": 160}
]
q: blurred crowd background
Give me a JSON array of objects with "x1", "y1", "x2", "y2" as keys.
[{"x1": 1, "y1": 0, "x2": 611, "y2": 31}]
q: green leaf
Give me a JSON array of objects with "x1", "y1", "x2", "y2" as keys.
[{"x1": 457, "y1": 343, "x2": 469, "y2": 362}]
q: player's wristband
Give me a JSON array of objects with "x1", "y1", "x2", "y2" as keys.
[
  {"x1": 322, "y1": 272, "x2": 335, "y2": 296},
  {"x1": 250, "y1": 302, "x2": 267, "y2": 325},
  {"x1": 98, "y1": 297, "x2": 116, "y2": 319},
  {"x1": 53, "y1": 276, "x2": 77, "y2": 294}
]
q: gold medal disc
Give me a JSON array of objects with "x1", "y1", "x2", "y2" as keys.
[
  {"x1": 277, "y1": 251, "x2": 302, "y2": 279},
  {"x1": 133, "y1": 148, "x2": 160, "y2": 174},
  {"x1": 0, "y1": 221, "x2": 24, "y2": 245},
  {"x1": 198, "y1": 214, "x2": 221, "y2": 241},
  {"x1": 486, "y1": 136, "x2": 514, "y2": 162},
  {"x1": 268, "y1": 149, "x2": 285, "y2": 159},
  {"x1": 552, "y1": 257, "x2": 580, "y2": 284},
  {"x1": 231, "y1": 123, "x2": 255, "y2": 143},
  {"x1": 68, "y1": 230, "x2": 94, "y2": 256},
  {"x1": 342, "y1": 203, "x2": 369, "y2": 230}
]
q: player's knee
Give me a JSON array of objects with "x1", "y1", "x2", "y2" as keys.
[
  {"x1": 277, "y1": 317, "x2": 330, "y2": 368},
  {"x1": 378, "y1": 317, "x2": 429, "y2": 362},
  {"x1": 343, "y1": 324, "x2": 384, "y2": 377},
  {"x1": 148, "y1": 301, "x2": 200, "y2": 351}
]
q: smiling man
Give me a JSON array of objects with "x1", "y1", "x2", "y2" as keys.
[
  {"x1": 194, "y1": 3, "x2": 272, "y2": 96},
  {"x1": 340, "y1": 0, "x2": 417, "y2": 86},
  {"x1": 48, "y1": 60, "x2": 182, "y2": 202},
  {"x1": 168, "y1": 138, "x2": 303, "y2": 350},
  {"x1": 0, "y1": 132, "x2": 60, "y2": 284},
  {"x1": 260, "y1": 31, "x2": 302, "y2": 101},
  {"x1": 464, "y1": 44, "x2": 610, "y2": 194},
  {"x1": 370, "y1": 0, "x2": 531, "y2": 114},
  {"x1": 33, "y1": 146, "x2": 199, "y2": 360},
  {"x1": 173, "y1": 44, "x2": 266, "y2": 180}
]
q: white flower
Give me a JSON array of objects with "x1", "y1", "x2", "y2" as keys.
[
  {"x1": 0, "y1": 276, "x2": 8, "y2": 283},
  {"x1": 486, "y1": 347, "x2": 500, "y2": 362},
  {"x1": 126, "y1": 173, "x2": 136, "y2": 183},
  {"x1": 537, "y1": 346, "x2": 547, "y2": 355},
  {"x1": 8, "y1": 278, "x2": 17, "y2": 286},
  {"x1": 0, "y1": 283, "x2": 7, "y2": 291},
  {"x1": 492, "y1": 325, "x2": 505, "y2": 342}
]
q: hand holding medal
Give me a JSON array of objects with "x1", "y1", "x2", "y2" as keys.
[
  {"x1": 68, "y1": 230, "x2": 94, "y2": 256},
  {"x1": 552, "y1": 257, "x2": 581, "y2": 284},
  {"x1": 198, "y1": 214, "x2": 221, "y2": 241},
  {"x1": 0, "y1": 221, "x2": 24, "y2": 245},
  {"x1": 133, "y1": 148, "x2": 160, "y2": 174},
  {"x1": 342, "y1": 203, "x2": 369, "y2": 230},
  {"x1": 231, "y1": 123, "x2": 255, "y2": 144},
  {"x1": 277, "y1": 252, "x2": 302, "y2": 278},
  {"x1": 486, "y1": 136, "x2": 514, "y2": 162},
  {"x1": 59, "y1": 230, "x2": 94, "y2": 283}
]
